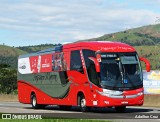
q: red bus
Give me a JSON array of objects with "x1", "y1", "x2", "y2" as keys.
[{"x1": 18, "y1": 41, "x2": 150, "y2": 112}]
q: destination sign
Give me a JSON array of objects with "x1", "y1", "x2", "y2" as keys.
[{"x1": 101, "y1": 54, "x2": 117, "y2": 58}]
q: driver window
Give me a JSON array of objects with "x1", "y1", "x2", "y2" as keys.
[{"x1": 82, "y1": 49, "x2": 99, "y2": 85}]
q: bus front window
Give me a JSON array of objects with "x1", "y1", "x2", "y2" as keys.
[{"x1": 100, "y1": 53, "x2": 143, "y2": 91}]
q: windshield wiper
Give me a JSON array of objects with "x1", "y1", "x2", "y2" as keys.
[
  {"x1": 119, "y1": 61, "x2": 125, "y2": 87},
  {"x1": 113, "y1": 61, "x2": 124, "y2": 89}
]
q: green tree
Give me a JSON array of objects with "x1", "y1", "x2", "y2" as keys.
[{"x1": 0, "y1": 64, "x2": 17, "y2": 94}]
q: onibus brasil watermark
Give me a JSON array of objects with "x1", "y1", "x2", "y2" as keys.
[{"x1": 2, "y1": 114, "x2": 42, "y2": 120}]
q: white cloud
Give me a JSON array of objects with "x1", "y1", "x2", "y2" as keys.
[{"x1": 0, "y1": 0, "x2": 159, "y2": 46}]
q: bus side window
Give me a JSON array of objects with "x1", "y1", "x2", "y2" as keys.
[{"x1": 70, "y1": 50, "x2": 84, "y2": 74}]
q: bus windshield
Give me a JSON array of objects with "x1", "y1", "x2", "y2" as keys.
[{"x1": 100, "y1": 53, "x2": 143, "y2": 91}]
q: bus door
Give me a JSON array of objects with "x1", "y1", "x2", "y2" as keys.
[{"x1": 82, "y1": 49, "x2": 100, "y2": 106}]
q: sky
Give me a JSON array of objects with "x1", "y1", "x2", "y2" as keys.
[{"x1": 0, "y1": 0, "x2": 160, "y2": 47}]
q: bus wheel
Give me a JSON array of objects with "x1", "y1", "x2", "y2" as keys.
[
  {"x1": 79, "y1": 95, "x2": 90, "y2": 112},
  {"x1": 31, "y1": 94, "x2": 39, "y2": 109},
  {"x1": 115, "y1": 106, "x2": 126, "y2": 113}
]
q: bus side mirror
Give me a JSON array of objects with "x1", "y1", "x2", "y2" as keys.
[
  {"x1": 139, "y1": 57, "x2": 150, "y2": 72},
  {"x1": 88, "y1": 57, "x2": 100, "y2": 72}
]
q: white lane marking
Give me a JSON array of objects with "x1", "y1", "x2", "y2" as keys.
[{"x1": 129, "y1": 106, "x2": 160, "y2": 110}]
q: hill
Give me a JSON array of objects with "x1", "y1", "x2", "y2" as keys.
[
  {"x1": 135, "y1": 45, "x2": 160, "y2": 70},
  {"x1": 0, "y1": 45, "x2": 27, "y2": 68},
  {"x1": 0, "y1": 44, "x2": 58, "y2": 68},
  {"x1": 0, "y1": 45, "x2": 27, "y2": 56},
  {"x1": 81, "y1": 24, "x2": 160, "y2": 46}
]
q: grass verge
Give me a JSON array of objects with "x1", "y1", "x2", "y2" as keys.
[
  {"x1": 143, "y1": 94, "x2": 160, "y2": 107},
  {"x1": 0, "y1": 94, "x2": 18, "y2": 102}
]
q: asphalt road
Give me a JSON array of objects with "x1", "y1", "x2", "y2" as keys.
[{"x1": 0, "y1": 102, "x2": 160, "y2": 121}]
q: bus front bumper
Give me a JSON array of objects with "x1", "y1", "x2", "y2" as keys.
[{"x1": 91, "y1": 89, "x2": 144, "y2": 107}]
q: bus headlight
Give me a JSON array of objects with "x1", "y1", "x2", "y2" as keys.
[
  {"x1": 137, "y1": 92, "x2": 143, "y2": 96},
  {"x1": 96, "y1": 90, "x2": 106, "y2": 96}
]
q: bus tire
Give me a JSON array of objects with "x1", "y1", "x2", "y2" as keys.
[
  {"x1": 79, "y1": 95, "x2": 90, "y2": 112},
  {"x1": 115, "y1": 106, "x2": 126, "y2": 113},
  {"x1": 31, "y1": 94, "x2": 39, "y2": 109}
]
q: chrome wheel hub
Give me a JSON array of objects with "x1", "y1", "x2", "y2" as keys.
[
  {"x1": 81, "y1": 98, "x2": 86, "y2": 107},
  {"x1": 32, "y1": 97, "x2": 36, "y2": 106}
]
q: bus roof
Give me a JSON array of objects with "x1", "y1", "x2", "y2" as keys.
[
  {"x1": 63, "y1": 41, "x2": 136, "y2": 52},
  {"x1": 19, "y1": 41, "x2": 136, "y2": 58}
]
